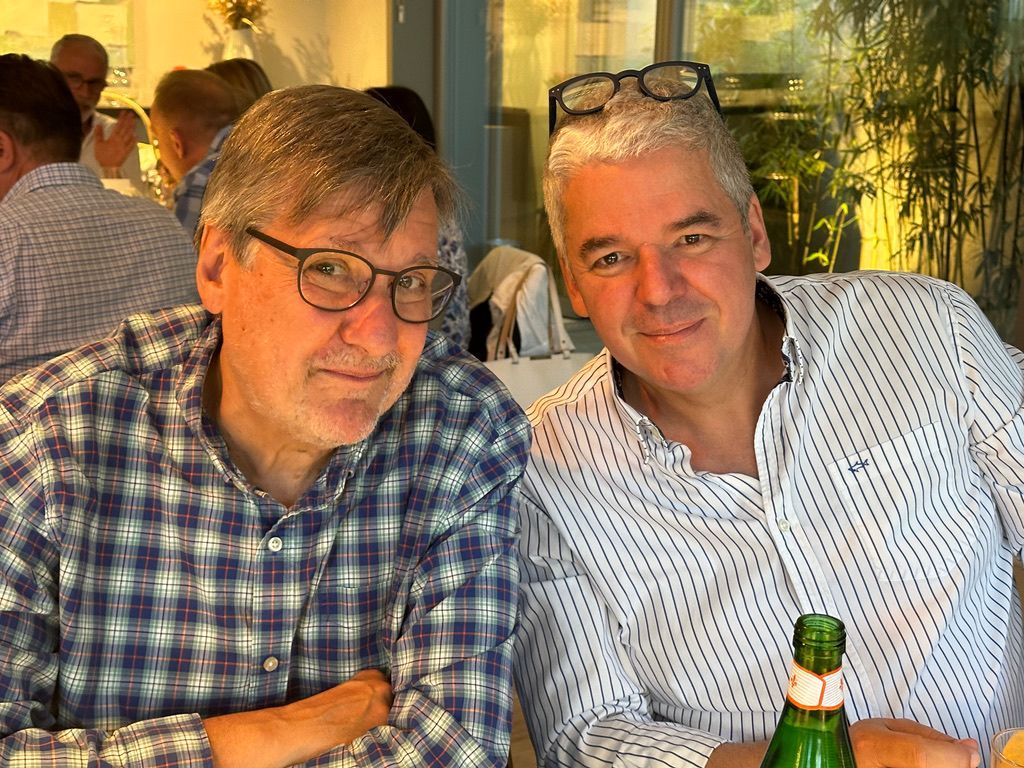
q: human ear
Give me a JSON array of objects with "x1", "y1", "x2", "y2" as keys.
[
  {"x1": 746, "y1": 195, "x2": 772, "y2": 272},
  {"x1": 0, "y1": 131, "x2": 16, "y2": 174},
  {"x1": 196, "y1": 224, "x2": 231, "y2": 314}
]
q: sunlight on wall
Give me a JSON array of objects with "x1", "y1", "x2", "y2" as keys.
[{"x1": 0, "y1": 0, "x2": 388, "y2": 104}]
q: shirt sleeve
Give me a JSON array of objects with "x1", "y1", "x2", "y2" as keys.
[
  {"x1": 951, "y1": 284, "x2": 1024, "y2": 555},
  {"x1": 308, "y1": 412, "x2": 531, "y2": 768},
  {"x1": 514, "y1": 492, "x2": 725, "y2": 768},
  {"x1": 0, "y1": 497, "x2": 215, "y2": 766}
]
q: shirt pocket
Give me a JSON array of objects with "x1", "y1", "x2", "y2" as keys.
[{"x1": 826, "y1": 421, "x2": 971, "y2": 583}]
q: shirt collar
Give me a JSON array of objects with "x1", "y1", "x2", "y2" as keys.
[{"x1": 2, "y1": 162, "x2": 103, "y2": 203}]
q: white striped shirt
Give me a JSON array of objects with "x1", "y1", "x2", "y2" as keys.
[{"x1": 514, "y1": 271, "x2": 1024, "y2": 767}]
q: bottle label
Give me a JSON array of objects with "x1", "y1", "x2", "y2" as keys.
[{"x1": 786, "y1": 660, "x2": 845, "y2": 710}]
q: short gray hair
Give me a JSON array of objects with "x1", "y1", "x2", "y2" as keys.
[
  {"x1": 50, "y1": 34, "x2": 107, "y2": 67},
  {"x1": 544, "y1": 81, "x2": 752, "y2": 259},
  {"x1": 200, "y1": 84, "x2": 460, "y2": 262}
]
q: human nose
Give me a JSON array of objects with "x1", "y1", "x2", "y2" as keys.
[
  {"x1": 334, "y1": 276, "x2": 400, "y2": 351},
  {"x1": 633, "y1": 243, "x2": 684, "y2": 306}
]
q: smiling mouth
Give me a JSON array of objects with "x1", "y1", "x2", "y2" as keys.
[
  {"x1": 316, "y1": 367, "x2": 388, "y2": 382},
  {"x1": 638, "y1": 318, "x2": 704, "y2": 338}
]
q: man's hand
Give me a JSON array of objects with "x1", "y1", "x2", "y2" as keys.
[
  {"x1": 203, "y1": 668, "x2": 394, "y2": 768},
  {"x1": 709, "y1": 718, "x2": 980, "y2": 768},
  {"x1": 93, "y1": 110, "x2": 137, "y2": 173},
  {"x1": 850, "y1": 718, "x2": 981, "y2": 767}
]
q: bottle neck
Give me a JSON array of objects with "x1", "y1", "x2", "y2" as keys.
[
  {"x1": 785, "y1": 613, "x2": 848, "y2": 712},
  {"x1": 785, "y1": 658, "x2": 845, "y2": 711}
]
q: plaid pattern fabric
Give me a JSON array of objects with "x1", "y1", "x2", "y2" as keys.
[
  {"x1": 0, "y1": 305, "x2": 530, "y2": 767},
  {"x1": 437, "y1": 221, "x2": 470, "y2": 348},
  {"x1": 0, "y1": 163, "x2": 198, "y2": 384},
  {"x1": 173, "y1": 125, "x2": 232, "y2": 240}
]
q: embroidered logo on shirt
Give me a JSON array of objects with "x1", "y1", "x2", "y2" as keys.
[{"x1": 847, "y1": 458, "x2": 870, "y2": 474}]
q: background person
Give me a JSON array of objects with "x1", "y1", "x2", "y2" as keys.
[
  {"x1": 49, "y1": 34, "x2": 145, "y2": 194},
  {"x1": 0, "y1": 54, "x2": 197, "y2": 383},
  {"x1": 149, "y1": 68, "x2": 239, "y2": 240},
  {"x1": 0, "y1": 81, "x2": 529, "y2": 767},
  {"x1": 366, "y1": 84, "x2": 470, "y2": 348},
  {"x1": 514, "y1": 66, "x2": 1022, "y2": 768}
]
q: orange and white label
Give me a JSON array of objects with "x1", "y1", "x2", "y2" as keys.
[{"x1": 785, "y1": 660, "x2": 845, "y2": 710}]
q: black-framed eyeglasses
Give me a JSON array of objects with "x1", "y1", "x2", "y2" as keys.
[
  {"x1": 548, "y1": 60, "x2": 721, "y2": 133},
  {"x1": 245, "y1": 228, "x2": 460, "y2": 324},
  {"x1": 60, "y1": 71, "x2": 108, "y2": 91}
]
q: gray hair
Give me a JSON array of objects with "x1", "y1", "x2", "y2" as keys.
[
  {"x1": 200, "y1": 84, "x2": 460, "y2": 262},
  {"x1": 544, "y1": 81, "x2": 753, "y2": 259},
  {"x1": 50, "y1": 34, "x2": 108, "y2": 67}
]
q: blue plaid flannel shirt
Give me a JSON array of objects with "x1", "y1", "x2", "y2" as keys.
[
  {"x1": 173, "y1": 125, "x2": 232, "y2": 240},
  {"x1": 0, "y1": 305, "x2": 530, "y2": 767}
]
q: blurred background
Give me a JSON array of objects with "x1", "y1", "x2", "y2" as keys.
[{"x1": 3, "y1": 0, "x2": 1024, "y2": 342}]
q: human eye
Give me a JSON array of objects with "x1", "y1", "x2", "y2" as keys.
[
  {"x1": 310, "y1": 257, "x2": 350, "y2": 278},
  {"x1": 589, "y1": 251, "x2": 628, "y2": 272},
  {"x1": 303, "y1": 253, "x2": 360, "y2": 293},
  {"x1": 394, "y1": 269, "x2": 431, "y2": 298}
]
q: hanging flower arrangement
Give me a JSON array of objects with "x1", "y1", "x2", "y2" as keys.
[{"x1": 207, "y1": 0, "x2": 267, "y2": 30}]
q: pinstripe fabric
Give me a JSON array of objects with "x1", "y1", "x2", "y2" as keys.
[
  {"x1": 514, "y1": 271, "x2": 1024, "y2": 768},
  {"x1": 172, "y1": 125, "x2": 232, "y2": 240},
  {"x1": 0, "y1": 163, "x2": 198, "y2": 384},
  {"x1": 0, "y1": 305, "x2": 530, "y2": 767}
]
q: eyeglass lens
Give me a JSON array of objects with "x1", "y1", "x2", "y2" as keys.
[
  {"x1": 64, "y1": 72, "x2": 108, "y2": 90},
  {"x1": 560, "y1": 62, "x2": 703, "y2": 114},
  {"x1": 300, "y1": 251, "x2": 455, "y2": 322}
]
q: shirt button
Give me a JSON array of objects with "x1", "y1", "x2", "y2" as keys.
[
  {"x1": 262, "y1": 656, "x2": 279, "y2": 672},
  {"x1": 267, "y1": 536, "x2": 283, "y2": 552},
  {"x1": 777, "y1": 519, "x2": 792, "y2": 533}
]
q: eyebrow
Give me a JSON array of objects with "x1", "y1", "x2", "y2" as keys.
[
  {"x1": 574, "y1": 209, "x2": 724, "y2": 261},
  {"x1": 324, "y1": 237, "x2": 440, "y2": 268}
]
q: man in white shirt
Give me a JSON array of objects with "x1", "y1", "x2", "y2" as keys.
[
  {"x1": 515, "y1": 63, "x2": 1024, "y2": 768},
  {"x1": 50, "y1": 34, "x2": 145, "y2": 195}
]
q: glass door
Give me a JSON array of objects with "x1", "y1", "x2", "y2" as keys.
[{"x1": 486, "y1": 0, "x2": 658, "y2": 258}]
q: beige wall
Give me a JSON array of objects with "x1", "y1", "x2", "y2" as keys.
[
  {"x1": 0, "y1": 0, "x2": 390, "y2": 104},
  {"x1": 135, "y1": 0, "x2": 389, "y2": 101}
]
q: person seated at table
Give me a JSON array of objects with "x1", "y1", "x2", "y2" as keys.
[
  {"x1": 50, "y1": 34, "x2": 146, "y2": 194},
  {"x1": 514, "y1": 61, "x2": 1023, "y2": 768},
  {"x1": 0, "y1": 81, "x2": 529, "y2": 767},
  {"x1": 0, "y1": 54, "x2": 197, "y2": 383},
  {"x1": 149, "y1": 68, "x2": 239, "y2": 239}
]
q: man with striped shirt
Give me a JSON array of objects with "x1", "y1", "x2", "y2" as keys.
[{"x1": 515, "y1": 68, "x2": 1023, "y2": 767}]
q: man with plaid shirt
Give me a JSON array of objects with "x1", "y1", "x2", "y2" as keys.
[
  {"x1": 150, "y1": 68, "x2": 238, "y2": 241},
  {"x1": 0, "y1": 68, "x2": 529, "y2": 767}
]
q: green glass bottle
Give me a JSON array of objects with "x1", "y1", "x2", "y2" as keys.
[{"x1": 759, "y1": 614, "x2": 858, "y2": 768}]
